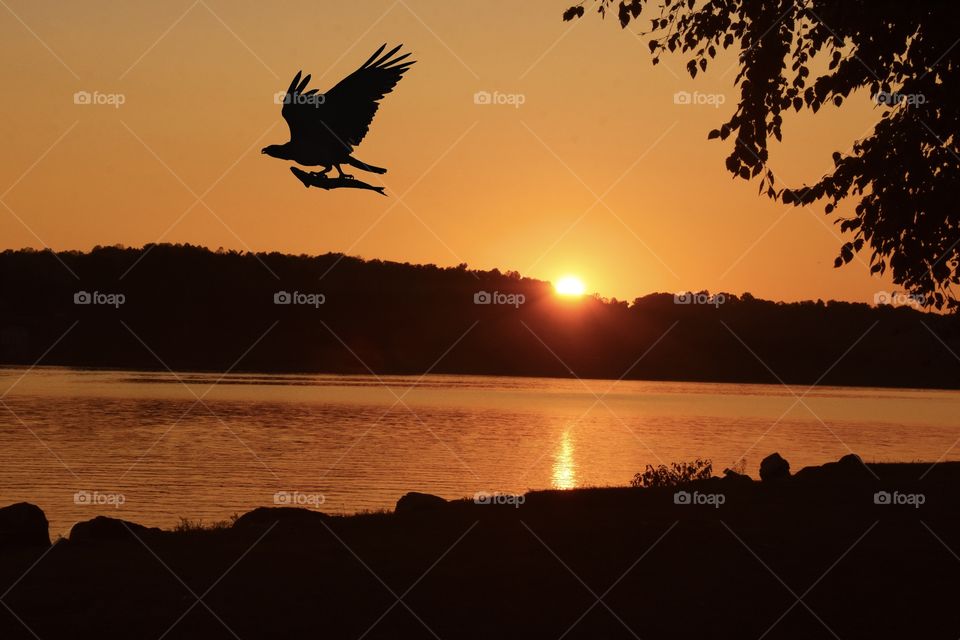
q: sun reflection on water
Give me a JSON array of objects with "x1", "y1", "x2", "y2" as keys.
[{"x1": 552, "y1": 430, "x2": 576, "y2": 489}]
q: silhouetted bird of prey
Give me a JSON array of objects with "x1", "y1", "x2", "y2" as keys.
[{"x1": 262, "y1": 44, "x2": 414, "y2": 181}]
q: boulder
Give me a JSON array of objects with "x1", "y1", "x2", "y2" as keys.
[
  {"x1": 233, "y1": 507, "x2": 329, "y2": 532},
  {"x1": 69, "y1": 516, "x2": 161, "y2": 543},
  {"x1": 837, "y1": 453, "x2": 864, "y2": 469},
  {"x1": 721, "y1": 468, "x2": 754, "y2": 487},
  {"x1": 759, "y1": 453, "x2": 791, "y2": 482},
  {"x1": 0, "y1": 502, "x2": 50, "y2": 549},
  {"x1": 795, "y1": 453, "x2": 872, "y2": 483},
  {"x1": 395, "y1": 492, "x2": 447, "y2": 514}
]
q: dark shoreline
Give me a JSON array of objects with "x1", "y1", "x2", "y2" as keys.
[
  {"x1": 4, "y1": 244, "x2": 960, "y2": 391},
  {"x1": 3, "y1": 363, "x2": 960, "y2": 393},
  {"x1": 2, "y1": 455, "x2": 958, "y2": 638}
]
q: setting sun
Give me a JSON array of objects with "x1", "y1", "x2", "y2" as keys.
[{"x1": 555, "y1": 276, "x2": 586, "y2": 297}]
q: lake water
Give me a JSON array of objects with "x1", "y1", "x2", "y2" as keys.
[{"x1": 1, "y1": 367, "x2": 957, "y2": 536}]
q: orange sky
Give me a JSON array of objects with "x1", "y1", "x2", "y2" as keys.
[{"x1": 0, "y1": 0, "x2": 896, "y2": 304}]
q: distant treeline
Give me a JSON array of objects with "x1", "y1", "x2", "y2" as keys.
[{"x1": 1, "y1": 244, "x2": 958, "y2": 388}]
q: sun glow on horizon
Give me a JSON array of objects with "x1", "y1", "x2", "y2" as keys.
[{"x1": 554, "y1": 275, "x2": 586, "y2": 297}]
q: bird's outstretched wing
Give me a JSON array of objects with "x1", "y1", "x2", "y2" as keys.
[
  {"x1": 322, "y1": 44, "x2": 414, "y2": 146},
  {"x1": 280, "y1": 71, "x2": 322, "y2": 143},
  {"x1": 280, "y1": 44, "x2": 414, "y2": 151}
]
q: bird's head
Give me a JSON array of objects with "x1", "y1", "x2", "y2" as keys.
[{"x1": 261, "y1": 144, "x2": 288, "y2": 159}]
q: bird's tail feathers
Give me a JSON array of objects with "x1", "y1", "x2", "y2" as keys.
[{"x1": 347, "y1": 156, "x2": 387, "y2": 174}]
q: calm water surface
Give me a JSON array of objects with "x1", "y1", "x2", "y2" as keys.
[{"x1": 1, "y1": 367, "x2": 957, "y2": 536}]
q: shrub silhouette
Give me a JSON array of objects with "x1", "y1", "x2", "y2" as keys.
[{"x1": 631, "y1": 458, "x2": 713, "y2": 488}]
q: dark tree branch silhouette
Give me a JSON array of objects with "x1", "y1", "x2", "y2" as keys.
[{"x1": 563, "y1": 0, "x2": 960, "y2": 309}]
